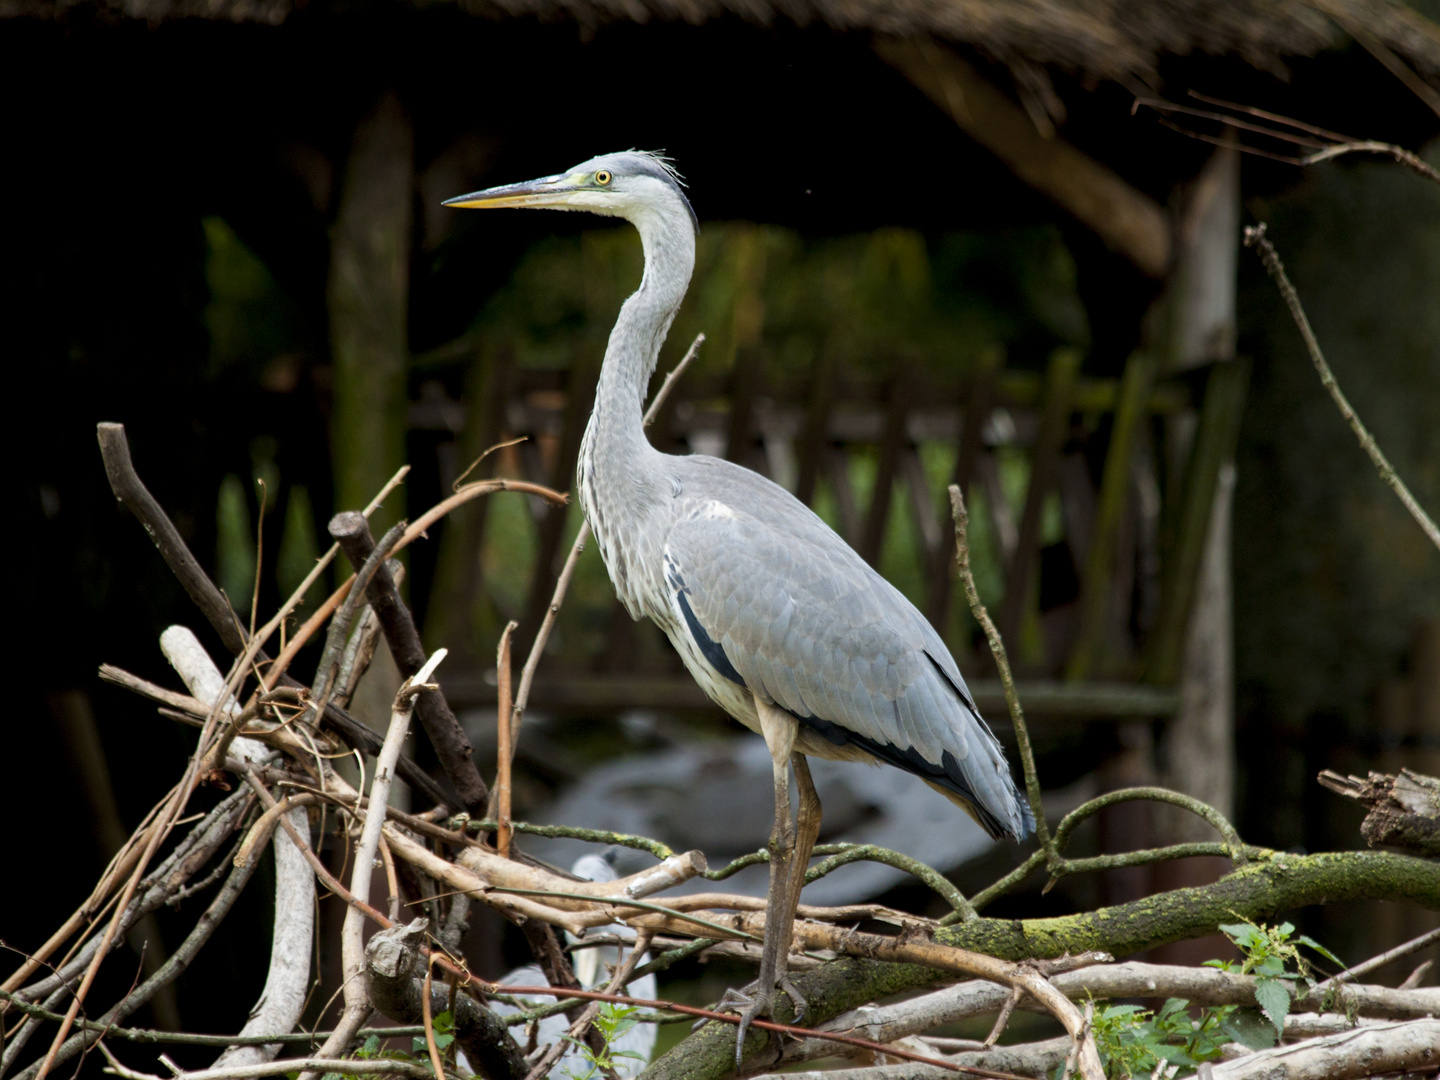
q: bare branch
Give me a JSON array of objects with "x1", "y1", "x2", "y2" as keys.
[
  {"x1": 1244, "y1": 224, "x2": 1440, "y2": 553},
  {"x1": 1206, "y1": 1018, "x2": 1440, "y2": 1079},
  {"x1": 331, "y1": 510, "x2": 488, "y2": 811},
  {"x1": 949, "y1": 485, "x2": 1049, "y2": 857},
  {"x1": 304, "y1": 648, "x2": 448, "y2": 1076}
]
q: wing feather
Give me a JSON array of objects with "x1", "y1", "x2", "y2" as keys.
[{"x1": 662, "y1": 457, "x2": 1030, "y2": 840}]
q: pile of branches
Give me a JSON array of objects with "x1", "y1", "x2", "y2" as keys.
[{"x1": 2, "y1": 298, "x2": 1438, "y2": 1080}]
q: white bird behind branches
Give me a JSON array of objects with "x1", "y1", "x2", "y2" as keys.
[{"x1": 483, "y1": 852, "x2": 657, "y2": 1079}]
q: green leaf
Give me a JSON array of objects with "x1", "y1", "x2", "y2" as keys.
[
  {"x1": 1298, "y1": 934, "x2": 1344, "y2": 966},
  {"x1": 1254, "y1": 978, "x2": 1292, "y2": 1036},
  {"x1": 1254, "y1": 955, "x2": 1287, "y2": 977},
  {"x1": 1152, "y1": 1044, "x2": 1199, "y2": 1066},
  {"x1": 359, "y1": 1035, "x2": 381, "y2": 1057},
  {"x1": 1219, "y1": 921, "x2": 1259, "y2": 947},
  {"x1": 434, "y1": 1033, "x2": 455, "y2": 1050},
  {"x1": 1220, "y1": 1008, "x2": 1278, "y2": 1050}
]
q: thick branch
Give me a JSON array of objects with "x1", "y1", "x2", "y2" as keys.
[
  {"x1": 365, "y1": 920, "x2": 526, "y2": 1080},
  {"x1": 97, "y1": 421, "x2": 451, "y2": 808},
  {"x1": 755, "y1": 961, "x2": 1438, "y2": 1074},
  {"x1": 330, "y1": 510, "x2": 488, "y2": 810},
  {"x1": 1206, "y1": 1018, "x2": 1440, "y2": 1079},
  {"x1": 876, "y1": 38, "x2": 1170, "y2": 277},
  {"x1": 1319, "y1": 769, "x2": 1440, "y2": 857},
  {"x1": 638, "y1": 850, "x2": 1439, "y2": 1080}
]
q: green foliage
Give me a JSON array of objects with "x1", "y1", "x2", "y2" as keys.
[
  {"x1": 1206, "y1": 919, "x2": 1339, "y2": 1039},
  {"x1": 1042, "y1": 921, "x2": 1341, "y2": 1077},
  {"x1": 314, "y1": 1011, "x2": 458, "y2": 1080},
  {"x1": 1053, "y1": 997, "x2": 1235, "y2": 1079},
  {"x1": 560, "y1": 1002, "x2": 645, "y2": 1080}
]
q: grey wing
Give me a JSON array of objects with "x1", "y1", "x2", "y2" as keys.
[{"x1": 662, "y1": 470, "x2": 1031, "y2": 841}]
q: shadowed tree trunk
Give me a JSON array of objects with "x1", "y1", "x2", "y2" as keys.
[{"x1": 329, "y1": 90, "x2": 413, "y2": 529}]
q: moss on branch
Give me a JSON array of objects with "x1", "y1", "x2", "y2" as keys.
[{"x1": 638, "y1": 849, "x2": 1439, "y2": 1080}]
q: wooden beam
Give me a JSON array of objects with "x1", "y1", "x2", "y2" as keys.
[
  {"x1": 1145, "y1": 358, "x2": 1248, "y2": 687},
  {"x1": 1066, "y1": 350, "x2": 1155, "y2": 681},
  {"x1": 875, "y1": 37, "x2": 1171, "y2": 278},
  {"x1": 440, "y1": 671, "x2": 1181, "y2": 721},
  {"x1": 998, "y1": 348, "x2": 1082, "y2": 648}
]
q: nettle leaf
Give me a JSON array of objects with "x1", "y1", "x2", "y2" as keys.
[
  {"x1": 1254, "y1": 955, "x2": 1287, "y2": 977},
  {"x1": 1156, "y1": 998, "x2": 1190, "y2": 1020},
  {"x1": 434, "y1": 1033, "x2": 455, "y2": 1050},
  {"x1": 360, "y1": 1036, "x2": 381, "y2": 1057},
  {"x1": 1104, "y1": 1004, "x2": 1147, "y2": 1019},
  {"x1": 1220, "y1": 1008, "x2": 1278, "y2": 1050},
  {"x1": 1152, "y1": 1043, "x2": 1199, "y2": 1066},
  {"x1": 1220, "y1": 921, "x2": 1261, "y2": 951},
  {"x1": 1254, "y1": 978, "x2": 1292, "y2": 1035}
]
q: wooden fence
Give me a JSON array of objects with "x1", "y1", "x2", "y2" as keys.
[{"x1": 408, "y1": 344, "x2": 1247, "y2": 728}]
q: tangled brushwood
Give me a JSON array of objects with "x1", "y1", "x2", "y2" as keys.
[{"x1": 2, "y1": 320, "x2": 1437, "y2": 1080}]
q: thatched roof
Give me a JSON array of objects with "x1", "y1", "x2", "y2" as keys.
[{"x1": 9, "y1": 0, "x2": 1440, "y2": 85}]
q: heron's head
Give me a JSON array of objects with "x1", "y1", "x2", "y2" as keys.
[{"x1": 444, "y1": 150, "x2": 698, "y2": 235}]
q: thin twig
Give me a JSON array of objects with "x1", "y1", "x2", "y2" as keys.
[
  {"x1": 1244, "y1": 224, "x2": 1440, "y2": 553},
  {"x1": 96, "y1": 1043, "x2": 436, "y2": 1080},
  {"x1": 949, "y1": 486, "x2": 1050, "y2": 855},
  {"x1": 1134, "y1": 97, "x2": 1440, "y2": 184},
  {"x1": 0, "y1": 995, "x2": 450, "y2": 1049},
  {"x1": 1313, "y1": 927, "x2": 1440, "y2": 995},
  {"x1": 303, "y1": 649, "x2": 448, "y2": 1077},
  {"x1": 331, "y1": 512, "x2": 489, "y2": 810},
  {"x1": 495, "y1": 621, "x2": 519, "y2": 857},
  {"x1": 420, "y1": 956, "x2": 446, "y2": 1080},
  {"x1": 210, "y1": 795, "x2": 1002, "y2": 1078}
]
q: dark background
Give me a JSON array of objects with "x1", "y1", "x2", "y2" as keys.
[{"x1": 4, "y1": 5, "x2": 1438, "y2": 1065}]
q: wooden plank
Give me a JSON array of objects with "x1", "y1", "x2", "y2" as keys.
[
  {"x1": 875, "y1": 38, "x2": 1170, "y2": 277},
  {"x1": 794, "y1": 344, "x2": 839, "y2": 505},
  {"x1": 723, "y1": 227, "x2": 767, "y2": 470},
  {"x1": 422, "y1": 339, "x2": 514, "y2": 654},
  {"x1": 927, "y1": 349, "x2": 1003, "y2": 628},
  {"x1": 822, "y1": 446, "x2": 861, "y2": 544},
  {"x1": 441, "y1": 670, "x2": 1180, "y2": 720},
  {"x1": 997, "y1": 348, "x2": 1083, "y2": 649},
  {"x1": 900, "y1": 447, "x2": 943, "y2": 590},
  {"x1": 859, "y1": 367, "x2": 911, "y2": 566},
  {"x1": 520, "y1": 348, "x2": 599, "y2": 645},
  {"x1": 1145, "y1": 358, "x2": 1250, "y2": 686},
  {"x1": 1066, "y1": 351, "x2": 1154, "y2": 681}
]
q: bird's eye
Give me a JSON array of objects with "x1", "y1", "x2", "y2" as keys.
[{"x1": 595, "y1": 170, "x2": 613, "y2": 186}]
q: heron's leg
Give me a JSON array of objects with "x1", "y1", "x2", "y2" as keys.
[
  {"x1": 723, "y1": 700, "x2": 801, "y2": 1062},
  {"x1": 774, "y1": 753, "x2": 822, "y2": 1022}
]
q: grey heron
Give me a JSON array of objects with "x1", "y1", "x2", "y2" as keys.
[{"x1": 445, "y1": 151, "x2": 1032, "y2": 1060}]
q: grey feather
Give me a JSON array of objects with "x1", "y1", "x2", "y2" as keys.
[{"x1": 458, "y1": 149, "x2": 1031, "y2": 844}]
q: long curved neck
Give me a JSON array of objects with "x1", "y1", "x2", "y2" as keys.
[
  {"x1": 588, "y1": 208, "x2": 694, "y2": 466},
  {"x1": 579, "y1": 202, "x2": 695, "y2": 607}
]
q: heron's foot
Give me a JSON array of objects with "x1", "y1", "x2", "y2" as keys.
[{"x1": 702, "y1": 976, "x2": 808, "y2": 1066}]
